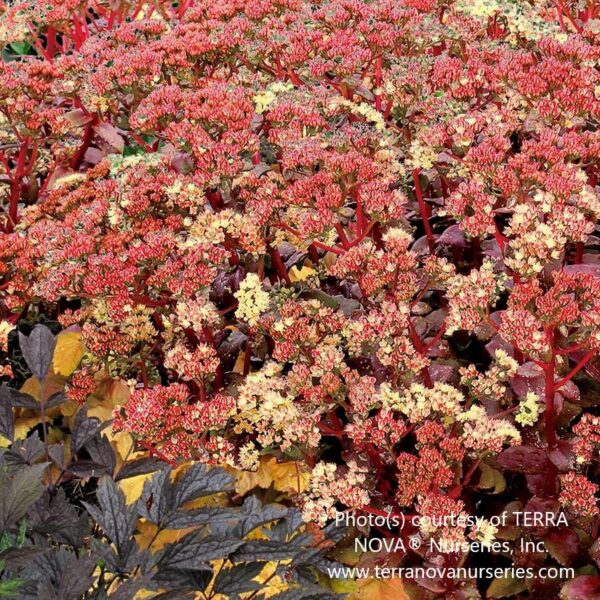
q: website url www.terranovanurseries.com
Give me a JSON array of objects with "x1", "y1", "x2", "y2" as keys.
[{"x1": 327, "y1": 566, "x2": 575, "y2": 581}]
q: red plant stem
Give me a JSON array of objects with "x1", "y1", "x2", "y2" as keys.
[
  {"x1": 462, "y1": 458, "x2": 481, "y2": 488},
  {"x1": 267, "y1": 244, "x2": 291, "y2": 284},
  {"x1": 5, "y1": 140, "x2": 31, "y2": 233},
  {"x1": 412, "y1": 168, "x2": 434, "y2": 254},
  {"x1": 274, "y1": 221, "x2": 345, "y2": 255},
  {"x1": 374, "y1": 55, "x2": 382, "y2": 112},
  {"x1": 555, "y1": 340, "x2": 590, "y2": 355},
  {"x1": 544, "y1": 328, "x2": 557, "y2": 449},
  {"x1": 308, "y1": 244, "x2": 320, "y2": 263},
  {"x1": 354, "y1": 187, "x2": 367, "y2": 239},
  {"x1": 312, "y1": 240, "x2": 344, "y2": 255},
  {"x1": 574, "y1": 242, "x2": 584, "y2": 264},
  {"x1": 131, "y1": 131, "x2": 155, "y2": 153},
  {"x1": 335, "y1": 223, "x2": 352, "y2": 250},
  {"x1": 139, "y1": 441, "x2": 177, "y2": 468},
  {"x1": 493, "y1": 223, "x2": 507, "y2": 252},
  {"x1": 556, "y1": 0, "x2": 583, "y2": 32},
  {"x1": 557, "y1": 5, "x2": 568, "y2": 31},
  {"x1": 554, "y1": 348, "x2": 597, "y2": 391},
  {"x1": 70, "y1": 116, "x2": 98, "y2": 170},
  {"x1": 424, "y1": 324, "x2": 446, "y2": 352},
  {"x1": 408, "y1": 320, "x2": 433, "y2": 388}
]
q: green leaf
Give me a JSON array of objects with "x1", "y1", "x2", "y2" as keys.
[
  {"x1": 8, "y1": 42, "x2": 30, "y2": 55},
  {"x1": 0, "y1": 578, "x2": 23, "y2": 598},
  {"x1": 487, "y1": 576, "x2": 527, "y2": 598}
]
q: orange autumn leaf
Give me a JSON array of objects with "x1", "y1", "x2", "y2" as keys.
[{"x1": 349, "y1": 578, "x2": 409, "y2": 600}]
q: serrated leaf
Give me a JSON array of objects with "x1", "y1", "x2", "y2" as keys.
[
  {"x1": 172, "y1": 464, "x2": 234, "y2": 508},
  {"x1": 70, "y1": 409, "x2": 110, "y2": 454},
  {"x1": 543, "y1": 528, "x2": 580, "y2": 567},
  {"x1": 233, "y1": 496, "x2": 289, "y2": 538},
  {"x1": 0, "y1": 386, "x2": 14, "y2": 442},
  {"x1": 86, "y1": 435, "x2": 117, "y2": 474},
  {"x1": 272, "y1": 588, "x2": 340, "y2": 600},
  {"x1": 164, "y1": 506, "x2": 240, "y2": 529},
  {"x1": 44, "y1": 391, "x2": 67, "y2": 409},
  {"x1": 18, "y1": 325, "x2": 56, "y2": 381},
  {"x1": 348, "y1": 578, "x2": 409, "y2": 600},
  {"x1": 67, "y1": 460, "x2": 111, "y2": 478},
  {"x1": 232, "y1": 540, "x2": 301, "y2": 562},
  {"x1": 213, "y1": 562, "x2": 264, "y2": 595},
  {"x1": 94, "y1": 122, "x2": 125, "y2": 153},
  {"x1": 137, "y1": 469, "x2": 171, "y2": 526},
  {"x1": 115, "y1": 457, "x2": 166, "y2": 481},
  {"x1": 0, "y1": 463, "x2": 46, "y2": 531},
  {"x1": 82, "y1": 476, "x2": 137, "y2": 555},
  {"x1": 289, "y1": 264, "x2": 317, "y2": 282},
  {"x1": 160, "y1": 532, "x2": 244, "y2": 569},
  {"x1": 7, "y1": 388, "x2": 39, "y2": 410},
  {"x1": 560, "y1": 576, "x2": 600, "y2": 599}
]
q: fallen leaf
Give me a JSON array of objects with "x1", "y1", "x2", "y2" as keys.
[
  {"x1": 350, "y1": 578, "x2": 409, "y2": 600},
  {"x1": 289, "y1": 263, "x2": 317, "y2": 282}
]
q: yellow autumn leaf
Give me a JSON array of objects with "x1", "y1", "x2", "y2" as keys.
[
  {"x1": 329, "y1": 578, "x2": 358, "y2": 594},
  {"x1": 289, "y1": 263, "x2": 317, "y2": 282},
  {"x1": 89, "y1": 376, "x2": 130, "y2": 410},
  {"x1": 349, "y1": 578, "x2": 409, "y2": 600},
  {"x1": 52, "y1": 331, "x2": 86, "y2": 376},
  {"x1": 229, "y1": 465, "x2": 261, "y2": 495},
  {"x1": 228, "y1": 457, "x2": 309, "y2": 496},
  {"x1": 262, "y1": 457, "x2": 309, "y2": 494},
  {"x1": 0, "y1": 435, "x2": 10, "y2": 448},
  {"x1": 233, "y1": 350, "x2": 247, "y2": 374},
  {"x1": 14, "y1": 416, "x2": 45, "y2": 440},
  {"x1": 135, "y1": 520, "x2": 193, "y2": 551},
  {"x1": 21, "y1": 371, "x2": 66, "y2": 403},
  {"x1": 118, "y1": 472, "x2": 155, "y2": 504}
]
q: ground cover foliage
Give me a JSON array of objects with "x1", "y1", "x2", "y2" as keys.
[{"x1": 0, "y1": 0, "x2": 600, "y2": 598}]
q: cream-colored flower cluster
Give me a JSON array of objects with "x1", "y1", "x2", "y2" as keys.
[
  {"x1": 454, "y1": 0, "x2": 561, "y2": 42},
  {"x1": 253, "y1": 81, "x2": 295, "y2": 113},
  {"x1": 235, "y1": 362, "x2": 322, "y2": 451},
  {"x1": 234, "y1": 273, "x2": 271, "y2": 327},
  {"x1": 0, "y1": 320, "x2": 15, "y2": 352},
  {"x1": 383, "y1": 381, "x2": 464, "y2": 424},
  {"x1": 515, "y1": 392, "x2": 543, "y2": 427},
  {"x1": 458, "y1": 405, "x2": 521, "y2": 453}
]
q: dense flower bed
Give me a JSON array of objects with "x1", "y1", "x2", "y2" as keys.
[{"x1": 1, "y1": 0, "x2": 600, "y2": 598}]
